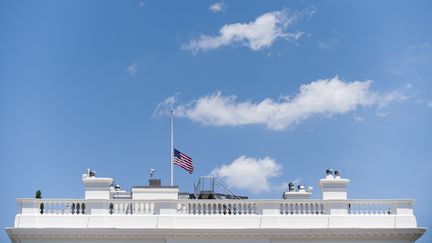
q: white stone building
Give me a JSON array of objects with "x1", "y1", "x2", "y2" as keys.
[{"x1": 5, "y1": 169, "x2": 426, "y2": 243}]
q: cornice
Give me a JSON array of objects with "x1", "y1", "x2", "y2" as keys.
[{"x1": 5, "y1": 227, "x2": 426, "y2": 242}]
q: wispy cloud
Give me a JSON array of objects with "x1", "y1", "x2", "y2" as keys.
[
  {"x1": 126, "y1": 62, "x2": 137, "y2": 76},
  {"x1": 209, "y1": 156, "x2": 282, "y2": 193},
  {"x1": 153, "y1": 93, "x2": 179, "y2": 118},
  {"x1": 353, "y1": 115, "x2": 366, "y2": 122},
  {"x1": 407, "y1": 42, "x2": 431, "y2": 50},
  {"x1": 182, "y1": 8, "x2": 314, "y2": 53},
  {"x1": 428, "y1": 101, "x2": 432, "y2": 108},
  {"x1": 209, "y1": 2, "x2": 227, "y2": 13},
  {"x1": 158, "y1": 76, "x2": 406, "y2": 130},
  {"x1": 318, "y1": 31, "x2": 344, "y2": 52},
  {"x1": 138, "y1": 1, "x2": 146, "y2": 8}
]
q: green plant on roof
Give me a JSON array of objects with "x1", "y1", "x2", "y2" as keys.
[{"x1": 35, "y1": 190, "x2": 42, "y2": 199}]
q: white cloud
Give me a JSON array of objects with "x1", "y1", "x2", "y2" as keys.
[
  {"x1": 209, "y1": 156, "x2": 282, "y2": 193},
  {"x1": 182, "y1": 9, "x2": 313, "y2": 53},
  {"x1": 153, "y1": 94, "x2": 178, "y2": 117},
  {"x1": 353, "y1": 115, "x2": 366, "y2": 122},
  {"x1": 138, "y1": 1, "x2": 146, "y2": 7},
  {"x1": 209, "y1": 2, "x2": 227, "y2": 13},
  {"x1": 428, "y1": 101, "x2": 432, "y2": 108},
  {"x1": 166, "y1": 76, "x2": 405, "y2": 130},
  {"x1": 408, "y1": 42, "x2": 431, "y2": 50},
  {"x1": 126, "y1": 62, "x2": 137, "y2": 76}
]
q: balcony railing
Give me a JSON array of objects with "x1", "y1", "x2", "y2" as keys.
[{"x1": 16, "y1": 198, "x2": 414, "y2": 216}]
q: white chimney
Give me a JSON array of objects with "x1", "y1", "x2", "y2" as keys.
[
  {"x1": 82, "y1": 169, "x2": 113, "y2": 200},
  {"x1": 319, "y1": 169, "x2": 349, "y2": 200}
]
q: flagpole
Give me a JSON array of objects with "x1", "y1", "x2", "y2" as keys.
[{"x1": 170, "y1": 109, "x2": 174, "y2": 186}]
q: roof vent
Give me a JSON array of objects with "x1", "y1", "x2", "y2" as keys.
[
  {"x1": 325, "y1": 168, "x2": 334, "y2": 179},
  {"x1": 149, "y1": 179, "x2": 161, "y2": 187},
  {"x1": 334, "y1": 170, "x2": 341, "y2": 179},
  {"x1": 288, "y1": 182, "x2": 296, "y2": 192}
]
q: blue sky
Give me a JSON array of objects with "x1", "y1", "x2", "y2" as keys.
[{"x1": 1, "y1": 0, "x2": 431, "y2": 242}]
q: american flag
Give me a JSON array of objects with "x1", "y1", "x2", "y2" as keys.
[{"x1": 173, "y1": 148, "x2": 194, "y2": 174}]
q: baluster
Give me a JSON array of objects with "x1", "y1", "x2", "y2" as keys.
[
  {"x1": 64, "y1": 202, "x2": 70, "y2": 215},
  {"x1": 148, "y1": 203, "x2": 153, "y2": 214},
  {"x1": 144, "y1": 203, "x2": 149, "y2": 214},
  {"x1": 121, "y1": 203, "x2": 126, "y2": 214},
  {"x1": 113, "y1": 203, "x2": 118, "y2": 214},
  {"x1": 44, "y1": 202, "x2": 49, "y2": 214},
  {"x1": 389, "y1": 203, "x2": 395, "y2": 215},
  {"x1": 206, "y1": 203, "x2": 210, "y2": 215},
  {"x1": 52, "y1": 202, "x2": 56, "y2": 214},
  {"x1": 116, "y1": 202, "x2": 122, "y2": 214},
  {"x1": 182, "y1": 203, "x2": 187, "y2": 214},
  {"x1": 139, "y1": 202, "x2": 144, "y2": 215},
  {"x1": 184, "y1": 203, "x2": 188, "y2": 214}
]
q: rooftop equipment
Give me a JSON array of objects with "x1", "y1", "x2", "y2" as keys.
[{"x1": 193, "y1": 176, "x2": 247, "y2": 199}]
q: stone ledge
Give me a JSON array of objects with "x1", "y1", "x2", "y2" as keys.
[{"x1": 5, "y1": 227, "x2": 426, "y2": 242}]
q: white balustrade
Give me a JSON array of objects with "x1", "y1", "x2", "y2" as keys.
[
  {"x1": 110, "y1": 201, "x2": 155, "y2": 215},
  {"x1": 16, "y1": 199, "x2": 411, "y2": 217},
  {"x1": 177, "y1": 201, "x2": 258, "y2": 215},
  {"x1": 35, "y1": 200, "x2": 87, "y2": 215},
  {"x1": 280, "y1": 202, "x2": 325, "y2": 215},
  {"x1": 347, "y1": 200, "x2": 397, "y2": 215}
]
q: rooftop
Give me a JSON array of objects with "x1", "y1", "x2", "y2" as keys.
[{"x1": 5, "y1": 169, "x2": 426, "y2": 242}]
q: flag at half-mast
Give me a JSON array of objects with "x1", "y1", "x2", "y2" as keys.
[{"x1": 173, "y1": 148, "x2": 194, "y2": 174}]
